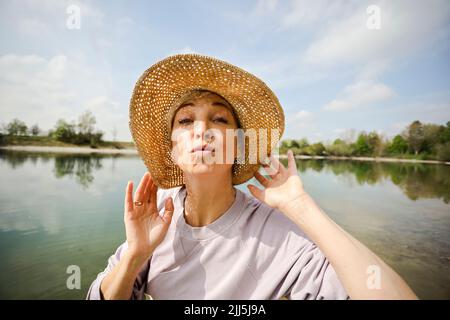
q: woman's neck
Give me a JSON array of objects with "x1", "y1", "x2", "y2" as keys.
[{"x1": 183, "y1": 175, "x2": 236, "y2": 227}]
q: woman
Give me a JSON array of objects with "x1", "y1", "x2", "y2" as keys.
[{"x1": 87, "y1": 54, "x2": 417, "y2": 300}]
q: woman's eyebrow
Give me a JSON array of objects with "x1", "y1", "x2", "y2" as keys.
[
  {"x1": 176, "y1": 100, "x2": 233, "y2": 114},
  {"x1": 178, "y1": 102, "x2": 194, "y2": 109},
  {"x1": 211, "y1": 101, "x2": 230, "y2": 109}
]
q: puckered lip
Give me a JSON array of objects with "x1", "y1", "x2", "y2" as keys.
[{"x1": 191, "y1": 144, "x2": 215, "y2": 153}]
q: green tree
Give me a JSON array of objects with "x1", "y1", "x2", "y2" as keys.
[
  {"x1": 52, "y1": 119, "x2": 76, "y2": 142},
  {"x1": 437, "y1": 121, "x2": 450, "y2": 144},
  {"x1": 422, "y1": 124, "x2": 443, "y2": 153},
  {"x1": 387, "y1": 135, "x2": 408, "y2": 154},
  {"x1": 281, "y1": 139, "x2": 303, "y2": 155},
  {"x1": 297, "y1": 138, "x2": 309, "y2": 149},
  {"x1": 30, "y1": 124, "x2": 40, "y2": 136},
  {"x1": 326, "y1": 139, "x2": 354, "y2": 156},
  {"x1": 305, "y1": 142, "x2": 325, "y2": 156},
  {"x1": 89, "y1": 131, "x2": 104, "y2": 146},
  {"x1": 407, "y1": 120, "x2": 425, "y2": 155},
  {"x1": 354, "y1": 132, "x2": 372, "y2": 156},
  {"x1": 78, "y1": 111, "x2": 96, "y2": 135},
  {"x1": 432, "y1": 121, "x2": 450, "y2": 161},
  {"x1": 367, "y1": 131, "x2": 383, "y2": 156},
  {"x1": 290, "y1": 140, "x2": 300, "y2": 148},
  {"x1": 281, "y1": 140, "x2": 296, "y2": 149},
  {"x1": 7, "y1": 119, "x2": 28, "y2": 136},
  {"x1": 435, "y1": 142, "x2": 450, "y2": 161}
]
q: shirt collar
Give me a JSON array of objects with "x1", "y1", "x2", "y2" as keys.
[{"x1": 174, "y1": 185, "x2": 245, "y2": 240}]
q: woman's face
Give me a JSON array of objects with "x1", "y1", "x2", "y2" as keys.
[{"x1": 170, "y1": 92, "x2": 239, "y2": 178}]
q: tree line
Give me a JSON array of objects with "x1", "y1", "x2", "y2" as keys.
[
  {"x1": 279, "y1": 120, "x2": 450, "y2": 161},
  {"x1": 1, "y1": 116, "x2": 449, "y2": 161},
  {"x1": 0, "y1": 111, "x2": 104, "y2": 146}
]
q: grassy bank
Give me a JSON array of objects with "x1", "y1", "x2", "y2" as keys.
[
  {"x1": 278, "y1": 154, "x2": 450, "y2": 165},
  {"x1": 0, "y1": 135, "x2": 135, "y2": 150}
]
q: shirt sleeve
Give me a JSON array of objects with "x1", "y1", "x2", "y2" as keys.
[
  {"x1": 286, "y1": 241, "x2": 350, "y2": 300},
  {"x1": 86, "y1": 241, "x2": 150, "y2": 300}
]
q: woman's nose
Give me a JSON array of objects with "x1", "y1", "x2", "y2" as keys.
[
  {"x1": 193, "y1": 120, "x2": 215, "y2": 143},
  {"x1": 193, "y1": 120, "x2": 207, "y2": 138}
]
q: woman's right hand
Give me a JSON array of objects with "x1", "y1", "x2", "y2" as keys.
[{"x1": 123, "y1": 172, "x2": 174, "y2": 261}]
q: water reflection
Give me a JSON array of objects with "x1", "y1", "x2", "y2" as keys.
[
  {"x1": 292, "y1": 159, "x2": 450, "y2": 204},
  {"x1": 1, "y1": 150, "x2": 449, "y2": 204},
  {"x1": 0, "y1": 150, "x2": 134, "y2": 189},
  {"x1": 0, "y1": 150, "x2": 448, "y2": 299},
  {"x1": 53, "y1": 156, "x2": 102, "y2": 188}
]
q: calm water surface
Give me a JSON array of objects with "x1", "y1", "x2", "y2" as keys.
[{"x1": 0, "y1": 150, "x2": 449, "y2": 299}]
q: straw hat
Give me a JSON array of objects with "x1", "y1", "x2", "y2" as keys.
[{"x1": 129, "y1": 53, "x2": 285, "y2": 189}]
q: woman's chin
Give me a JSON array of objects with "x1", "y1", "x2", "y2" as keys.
[
  {"x1": 182, "y1": 162, "x2": 228, "y2": 177},
  {"x1": 190, "y1": 163, "x2": 216, "y2": 174}
]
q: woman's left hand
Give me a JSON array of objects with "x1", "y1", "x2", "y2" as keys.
[{"x1": 247, "y1": 149, "x2": 308, "y2": 216}]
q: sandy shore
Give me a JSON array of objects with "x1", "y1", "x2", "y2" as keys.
[
  {"x1": 278, "y1": 154, "x2": 450, "y2": 165},
  {"x1": 0, "y1": 145, "x2": 138, "y2": 155}
]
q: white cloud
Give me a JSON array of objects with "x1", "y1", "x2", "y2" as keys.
[
  {"x1": 356, "y1": 60, "x2": 389, "y2": 80},
  {"x1": 324, "y1": 80, "x2": 395, "y2": 111},
  {"x1": 284, "y1": 109, "x2": 322, "y2": 141},
  {"x1": 385, "y1": 101, "x2": 450, "y2": 125},
  {"x1": 86, "y1": 96, "x2": 120, "y2": 112},
  {"x1": 323, "y1": 60, "x2": 395, "y2": 111},
  {"x1": 18, "y1": 17, "x2": 51, "y2": 37},
  {"x1": 281, "y1": 0, "x2": 350, "y2": 29},
  {"x1": 303, "y1": 0, "x2": 450, "y2": 66},
  {"x1": 294, "y1": 110, "x2": 313, "y2": 121},
  {"x1": 13, "y1": 0, "x2": 105, "y2": 36},
  {"x1": 253, "y1": 0, "x2": 279, "y2": 16},
  {"x1": 0, "y1": 54, "x2": 74, "y2": 129},
  {"x1": 0, "y1": 54, "x2": 130, "y2": 140}
]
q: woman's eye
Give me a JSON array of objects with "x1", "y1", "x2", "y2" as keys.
[
  {"x1": 178, "y1": 117, "x2": 228, "y2": 125},
  {"x1": 214, "y1": 117, "x2": 228, "y2": 124},
  {"x1": 178, "y1": 118, "x2": 192, "y2": 125}
]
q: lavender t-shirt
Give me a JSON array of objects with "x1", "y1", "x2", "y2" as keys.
[{"x1": 87, "y1": 185, "x2": 349, "y2": 300}]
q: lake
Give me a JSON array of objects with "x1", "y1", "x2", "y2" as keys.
[{"x1": 0, "y1": 150, "x2": 449, "y2": 299}]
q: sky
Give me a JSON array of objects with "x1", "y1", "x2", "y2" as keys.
[{"x1": 0, "y1": 0, "x2": 449, "y2": 144}]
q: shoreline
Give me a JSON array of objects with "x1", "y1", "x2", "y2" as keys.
[
  {"x1": 0, "y1": 145, "x2": 138, "y2": 155},
  {"x1": 278, "y1": 154, "x2": 450, "y2": 165},
  {"x1": 1, "y1": 145, "x2": 449, "y2": 165}
]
